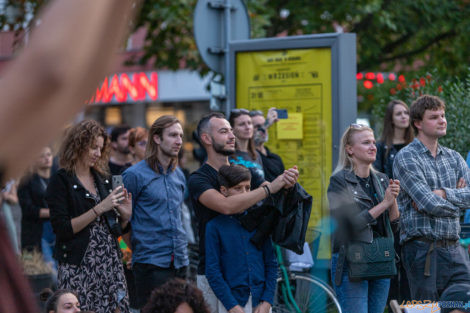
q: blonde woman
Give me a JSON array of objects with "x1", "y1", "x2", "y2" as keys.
[{"x1": 327, "y1": 124, "x2": 400, "y2": 313}]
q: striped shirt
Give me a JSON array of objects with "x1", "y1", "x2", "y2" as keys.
[{"x1": 393, "y1": 138, "x2": 470, "y2": 243}]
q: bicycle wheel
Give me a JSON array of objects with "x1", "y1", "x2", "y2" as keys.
[{"x1": 272, "y1": 273, "x2": 342, "y2": 313}]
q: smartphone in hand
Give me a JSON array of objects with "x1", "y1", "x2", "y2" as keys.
[
  {"x1": 275, "y1": 109, "x2": 288, "y2": 119},
  {"x1": 112, "y1": 175, "x2": 123, "y2": 190}
]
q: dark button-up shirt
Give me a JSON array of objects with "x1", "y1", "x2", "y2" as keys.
[
  {"x1": 393, "y1": 138, "x2": 470, "y2": 243},
  {"x1": 123, "y1": 160, "x2": 188, "y2": 268},
  {"x1": 205, "y1": 214, "x2": 277, "y2": 310}
]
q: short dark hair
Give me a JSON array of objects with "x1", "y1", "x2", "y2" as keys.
[
  {"x1": 40, "y1": 288, "x2": 79, "y2": 313},
  {"x1": 410, "y1": 95, "x2": 446, "y2": 134},
  {"x1": 196, "y1": 112, "x2": 225, "y2": 139},
  {"x1": 218, "y1": 164, "x2": 251, "y2": 188},
  {"x1": 142, "y1": 278, "x2": 210, "y2": 313},
  {"x1": 110, "y1": 125, "x2": 131, "y2": 142}
]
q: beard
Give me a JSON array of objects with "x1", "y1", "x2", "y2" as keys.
[
  {"x1": 160, "y1": 145, "x2": 180, "y2": 158},
  {"x1": 253, "y1": 131, "x2": 268, "y2": 146},
  {"x1": 212, "y1": 139, "x2": 235, "y2": 156}
]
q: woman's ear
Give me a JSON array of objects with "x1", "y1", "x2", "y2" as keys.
[
  {"x1": 220, "y1": 186, "x2": 229, "y2": 197},
  {"x1": 345, "y1": 144, "x2": 353, "y2": 156}
]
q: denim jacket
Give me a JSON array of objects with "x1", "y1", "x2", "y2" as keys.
[{"x1": 328, "y1": 169, "x2": 389, "y2": 253}]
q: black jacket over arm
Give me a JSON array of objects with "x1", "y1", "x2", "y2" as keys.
[{"x1": 46, "y1": 168, "x2": 117, "y2": 265}]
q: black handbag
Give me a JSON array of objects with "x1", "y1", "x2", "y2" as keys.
[{"x1": 346, "y1": 174, "x2": 397, "y2": 280}]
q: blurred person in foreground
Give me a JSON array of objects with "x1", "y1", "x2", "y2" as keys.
[
  {"x1": 439, "y1": 283, "x2": 470, "y2": 313},
  {"x1": 46, "y1": 120, "x2": 132, "y2": 313},
  {"x1": 328, "y1": 124, "x2": 400, "y2": 313},
  {"x1": 373, "y1": 99, "x2": 414, "y2": 305},
  {"x1": 0, "y1": 0, "x2": 142, "y2": 311},
  {"x1": 393, "y1": 95, "x2": 470, "y2": 301}
]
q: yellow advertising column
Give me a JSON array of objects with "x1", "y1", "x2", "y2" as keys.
[{"x1": 236, "y1": 48, "x2": 332, "y2": 258}]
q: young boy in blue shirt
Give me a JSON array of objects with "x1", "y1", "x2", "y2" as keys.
[{"x1": 205, "y1": 164, "x2": 278, "y2": 313}]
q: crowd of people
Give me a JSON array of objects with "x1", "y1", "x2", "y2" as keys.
[{"x1": 1, "y1": 94, "x2": 470, "y2": 313}]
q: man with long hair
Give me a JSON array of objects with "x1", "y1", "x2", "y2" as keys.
[{"x1": 123, "y1": 115, "x2": 188, "y2": 310}]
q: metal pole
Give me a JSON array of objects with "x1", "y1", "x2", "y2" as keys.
[{"x1": 224, "y1": 0, "x2": 231, "y2": 117}]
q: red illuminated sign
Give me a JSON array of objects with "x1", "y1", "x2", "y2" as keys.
[{"x1": 88, "y1": 72, "x2": 158, "y2": 104}]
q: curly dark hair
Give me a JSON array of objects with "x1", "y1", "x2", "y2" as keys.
[
  {"x1": 58, "y1": 120, "x2": 110, "y2": 176},
  {"x1": 142, "y1": 278, "x2": 210, "y2": 313}
]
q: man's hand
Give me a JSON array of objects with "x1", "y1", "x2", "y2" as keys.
[
  {"x1": 229, "y1": 305, "x2": 245, "y2": 313},
  {"x1": 432, "y1": 189, "x2": 446, "y2": 199},
  {"x1": 266, "y1": 107, "x2": 279, "y2": 127},
  {"x1": 253, "y1": 301, "x2": 271, "y2": 313},
  {"x1": 283, "y1": 166, "x2": 299, "y2": 189},
  {"x1": 457, "y1": 177, "x2": 467, "y2": 189}
]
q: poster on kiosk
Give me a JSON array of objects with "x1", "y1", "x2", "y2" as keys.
[{"x1": 229, "y1": 34, "x2": 356, "y2": 262}]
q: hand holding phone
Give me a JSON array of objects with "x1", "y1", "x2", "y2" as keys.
[
  {"x1": 112, "y1": 175, "x2": 123, "y2": 190},
  {"x1": 275, "y1": 109, "x2": 288, "y2": 119}
]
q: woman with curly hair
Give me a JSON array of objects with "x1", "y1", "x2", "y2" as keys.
[
  {"x1": 46, "y1": 120, "x2": 132, "y2": 313},
  {"x1": 142, "y1": 278, "x2": 210, "y2": 313}
]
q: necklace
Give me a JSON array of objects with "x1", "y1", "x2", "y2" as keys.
[{"x1": 357, "y1": 175, "x2": 371, "y2": 188}]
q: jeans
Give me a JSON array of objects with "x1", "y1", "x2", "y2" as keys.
[
  {"x1": 401, "y1": 240, "x2": 470, "y2": 301},
  {"x1": 133, "y1": 262, "x2": 188, "y2": 309},
  {"x1": 331, "y1": 253, "x2": 390, "y2": 313}
]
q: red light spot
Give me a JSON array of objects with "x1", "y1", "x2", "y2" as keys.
[
  {"x1": 365, "y1": 72, "x2": 376, "y2": 80},
  {"x1": 388, "y1": 73, "x2": 396, "y2": 81},
  {"x1": 363, "y1": 80, "x2": 373, "y2": 89},
  {"x1": 398, "y1": 75, "x2": 406, "y2": 83},
  {"x1": 420, "y1": 77, "x2": 426, "y2": 87},
  {"x1": 356, "y1": 73, "x2": 364, "y2": 80}
]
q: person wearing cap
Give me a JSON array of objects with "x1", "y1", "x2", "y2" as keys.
[{"x1": 439, "y1": 283, "x2": 470, "y2": 313}]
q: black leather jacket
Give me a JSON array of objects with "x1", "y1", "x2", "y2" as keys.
[
  {"x1": 46, "y1": 168, "x2": 122, "y2": 265},
  {"x1": 327, "y1": 169, "x2": 389, "y2": 253}
]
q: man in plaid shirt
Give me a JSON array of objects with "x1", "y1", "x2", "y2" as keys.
[{"x1": 393, "y1": 95, "x2": 470, "y2": 301}]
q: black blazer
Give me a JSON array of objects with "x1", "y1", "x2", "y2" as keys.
[
  {"x1": 18, "y1": 173, "x2": 49, "y2": 250},
  {"x1": 46, "y1": 168, "x2": 117, "y2": 265}
]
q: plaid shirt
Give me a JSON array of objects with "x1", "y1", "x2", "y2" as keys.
[{"x1": 393, "y1": 138, "x2": 470, "y2": 243}]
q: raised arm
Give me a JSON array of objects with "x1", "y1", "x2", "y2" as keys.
[{"x1": 0, "y1": 0, "x2": 141, "y2": 179}]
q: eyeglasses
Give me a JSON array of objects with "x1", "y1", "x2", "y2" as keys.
[
  {"x1": 249, "y1": 110, "x2": 264, "y2": 117},
  {"x1": 349, "y1": 123, "x2": 368, "y2": 129}
]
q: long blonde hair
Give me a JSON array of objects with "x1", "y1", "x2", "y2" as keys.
[{"x1": 334, "y1": 124, "x2": 375, "y2": 174}]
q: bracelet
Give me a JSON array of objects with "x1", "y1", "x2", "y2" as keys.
[
  {"x1": 92, "y1": 207, "x2": 99, "y2": 217},
  {"x1": 263, "y1": 185, "x2": 271, "y2": 197}
]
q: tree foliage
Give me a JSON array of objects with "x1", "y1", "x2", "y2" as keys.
[
  {"x1": 370, "y1": 69, "x2": 470, "y2": 157},
  {"x1": 3, "y1": 0, "x2": 470, "y2": 78}
]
